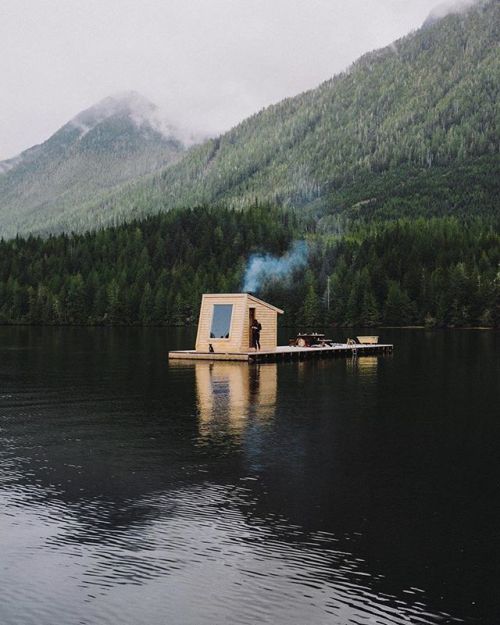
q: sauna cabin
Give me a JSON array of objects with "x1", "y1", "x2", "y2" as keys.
[{"x1": 195, "y1": 293, "x2": 284, "y2": 353}]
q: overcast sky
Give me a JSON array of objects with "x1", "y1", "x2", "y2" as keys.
[{"x1": 1, "y1": 0, "x2": 444, "y2": 159}]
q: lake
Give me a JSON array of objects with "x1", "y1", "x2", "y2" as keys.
[{"x1": 0, "y1": 326, "x2": 498, "y2": 625}]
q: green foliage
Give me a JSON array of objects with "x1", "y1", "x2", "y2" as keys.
[
  {"x1": 301, "y1": 271, "x2": 321, "y2": 327},
  {"x1": 312, "y1": 217, "x2": 500, "y2": 328},
  {"x1": 1, "y1": 2, "x2": 498, "y2": 238},
  {"x1": 0, "y1": 208, "x2": 498, "y2": 328},
  {"x1": 384, "y1": 281, "x2": 414, "y2": 325},
  {"x1": 0, "y1": 205, "x2": 296, "y2": 326},
  {"x1": 0, "y1": 5, "x2": 498, "y2": 329},
  {"x1": 61, "y1": 0, "x2": 498, "y2": 232},
  {"x1": 0, "y1": 95, "x2": 184, "y2": 239}
]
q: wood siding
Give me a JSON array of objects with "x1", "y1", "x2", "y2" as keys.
[
  {"x1": 242, "y1": 302, "x2": 277, "y2": 351},
  {"x1": 195, "y1": 294, "x2": 281, "y2": 353}
]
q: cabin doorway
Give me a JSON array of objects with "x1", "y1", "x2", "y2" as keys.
[{"x1": 249, "y1": 307, "x2": 255, "y2": 348}]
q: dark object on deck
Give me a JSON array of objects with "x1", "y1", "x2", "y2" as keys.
[
  {"x1": 251, "y1": 319, "x2": 262, "y2": 350},
  {"x1": 289, "y1": 332, "x2": 334, "y2": 347},
  {"x1": 347, "y1": 336, "x2": 379, "y2": 345},
  {"x1": 209, "y1": 343, "x2": 214, "y2": 352}
]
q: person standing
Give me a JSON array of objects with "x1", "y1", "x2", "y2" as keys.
[{"x1": 251, "y1": 318, "x2": 262, "y2": 350}]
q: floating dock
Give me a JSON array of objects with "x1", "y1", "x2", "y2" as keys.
[{"x1": 168, "y1": 343, "x2": 393, "y2": 363}]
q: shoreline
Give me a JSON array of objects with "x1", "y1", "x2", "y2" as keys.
[{"x1": 0, "y1": 323, "x2": 497, "y2": 331}]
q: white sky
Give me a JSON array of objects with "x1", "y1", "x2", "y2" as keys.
[{"x1": 1, "y1": 0, "x2": 443, "y2": 159}]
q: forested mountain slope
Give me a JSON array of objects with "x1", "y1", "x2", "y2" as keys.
[
  {"x1": 1, "y1": 2, "x2": 498, "y2": 328},
  {"x1": 1, "y1": 0, "x2": 498, "y2": 238},
  {"x1": 0, "y1": 207, "x2": 498, "y2": 327},
  {"x1": 65, "y1": 0, "x2": 499, "y2": 233},
  {"x1": 0, "y1": 92, "x2": 186, "y2": 238}
]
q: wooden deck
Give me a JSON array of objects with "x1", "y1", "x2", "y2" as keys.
[{"x1": 168, "y1": 343, "x2": 393, "y2": 363}]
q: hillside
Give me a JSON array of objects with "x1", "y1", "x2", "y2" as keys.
[
  {"x1": 30, "y1": 0, "x2": 497, "y2": 235},
  {"x1": 0, "y1": 1, "x2": 498, "y2": 238},
  {"x1": 0, "y1": 1, "x2": 498, "y2": 328},
  {"x1": 155, "y1": 0, "x2": 499, "y2": 214},
  {"x1": 0, "y1": 92, "x2": 186, "y2": 238},
  {"x1": 0, "y1": 206, "x2": 498, "y2": 328}
]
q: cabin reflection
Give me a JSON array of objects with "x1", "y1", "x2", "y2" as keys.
[{"x1": 195, "y1": 362, "x2": 277, "y2": 438}]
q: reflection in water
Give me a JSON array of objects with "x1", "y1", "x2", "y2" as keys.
[
  {"x1": 1, "y1": 327, "x2": 498, "y2": 624},
  {"x1": 0, "y1": 481, "x2": 462, "y2": 625},
  {"x1": 195, "y1": 362, "x2": 277, "y2": 439},
  {"x1": 352, "y1": 355, "x2": 379, "y2": 376},
  {"x1": 344, "y1": 355, "x2": 380, "y2": 381}
]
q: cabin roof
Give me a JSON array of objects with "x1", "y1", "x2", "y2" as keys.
[{"x1": 202, "y1": 293, "x2": 284, "y2": 314}]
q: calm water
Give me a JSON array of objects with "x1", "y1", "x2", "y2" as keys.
[{"x1": 0, "y1": 326, "x2": 499, "y2": 625}]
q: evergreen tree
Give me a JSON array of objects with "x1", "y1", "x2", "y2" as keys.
[
  {"x1": 0, "y1": 208, "x2": 497, "y2": 329},
  {"x1": 140, "y1": 283, "x2": 154, "y2": 324},
  {"x1": 361, "y1": 290, "x2": 380, "y2": 327},
  {"x1": 384, "y1": 281, "x2": 413, "y2": 325}
]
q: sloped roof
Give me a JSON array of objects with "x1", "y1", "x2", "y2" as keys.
[{"x1": 202, "y1": 293, "x2": 284, "y2": 314}]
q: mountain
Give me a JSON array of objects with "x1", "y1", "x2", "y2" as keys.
[
  {"x1": 149, "y1": 0, "x2": 498, "y2": 216},
  {"x1": 0, "y1": 92, "x2": 187, "y2": 237},
  {"x1": 1, "y1": 1, "x2": 499, "y2": 328},
  {"x1": 1, "y1": 0, "x2": 498, "y2": 238},
  {"x1": 95, "y1": 0, "x2": 497, "y2": 229}
]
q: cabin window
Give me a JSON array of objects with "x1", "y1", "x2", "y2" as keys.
[{"x1": 210, "y1": 304, "x2": 233, "y2": 339}]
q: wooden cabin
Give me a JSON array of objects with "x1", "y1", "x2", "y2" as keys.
[{"x1": 195, "y1": 293, "x2": 284, "y2": 353}]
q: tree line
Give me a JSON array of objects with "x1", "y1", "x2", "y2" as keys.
[
  {"x1": 0, "y1": 206, "x2": 498, "y2": 328},
  {"x1": 262, "y1": 217, "x2": 499, "y2": 328},
  {"x1": 0, "y1": 206, "x2": 295, "y2": 326}
]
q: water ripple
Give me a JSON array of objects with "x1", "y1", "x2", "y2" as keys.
[
  {"x1": 0, "y1": 482, "x2": 463, "y2": 625},
  {"x1": 1, "y1": 327, "x2": 496, "y2": 625}
]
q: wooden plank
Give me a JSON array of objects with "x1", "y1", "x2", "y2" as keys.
[
  {"x1": 169, "y1": 343, "x2": 393, "y2": 362},
  {"x1": 169, "y1": 351, "x2": 250, "y2": 361}
]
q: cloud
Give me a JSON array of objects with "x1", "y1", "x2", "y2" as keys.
[
  {"x1": 0, "y1": 0, "x2": 445, "y2": 159},
  {"x1": 424, "y1": 0, "x2": 483, "y2": 25}
]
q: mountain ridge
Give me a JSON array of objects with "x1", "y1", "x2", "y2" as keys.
[
  {"x1": 159, "y1": 0, "x2": 498, "y2": 207},
  {"x1": 423, "y1": 0, "x2": 486, "y2": 27},
  {"x1": 1, "y1": 0, "x2": 498, "y2": 237},
  {"x1": 81, "y1": 0, "x2": 499, "y2": 232},
  {"x1": 0, "y1": 92, "x2": 189, "y2": 237}
]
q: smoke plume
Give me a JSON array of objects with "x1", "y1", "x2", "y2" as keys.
[{"x1": 242, "y1": 241, "x2": 309, "y2": 293}]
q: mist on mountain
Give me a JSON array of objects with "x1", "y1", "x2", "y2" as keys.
[
  {"x1": 0, "y1": 92, "x2": 196, "y2": 237},
  {"x1": 423, "y1": 0, "x2": 486, "y2": 26},
  {"x1": 0, "y1": 0, "x2": 498, "y2": 238}
]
